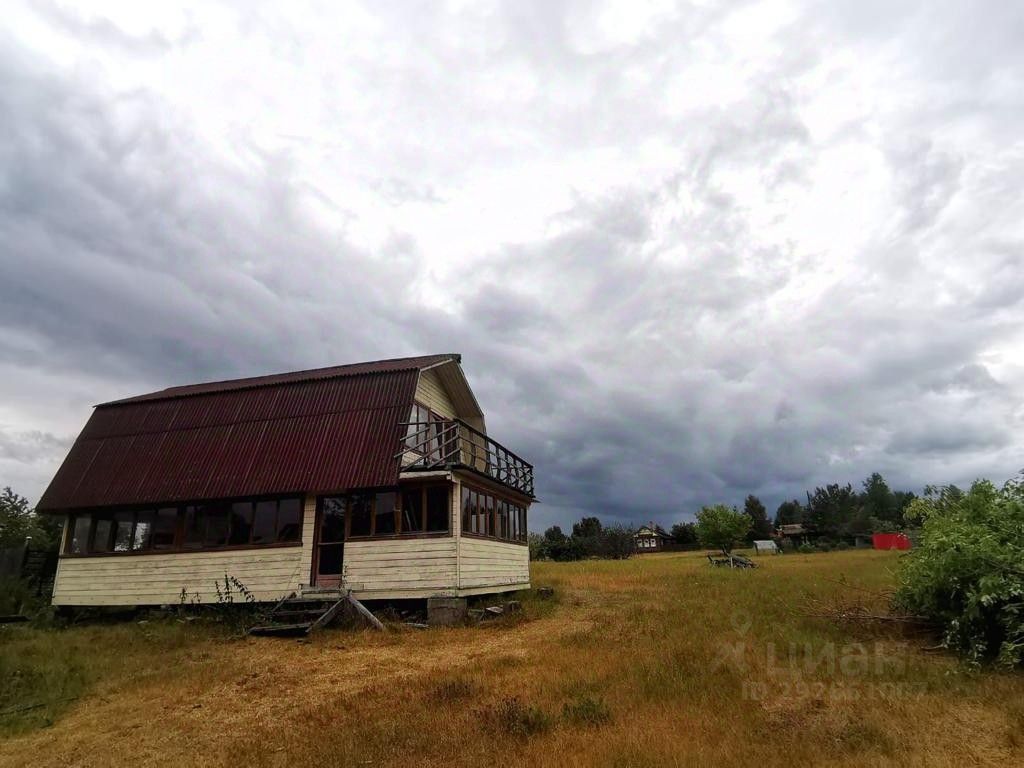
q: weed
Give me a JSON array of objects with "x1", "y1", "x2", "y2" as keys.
[
  {"x1": 562, "y1": 694, "x2": 612, "y2": 727},
  {"x1": 429, "y1": 677, "x2": 477, "y2": 702},
  {"x1": 477, "y1": 696, "x2": 553, "y2": 737}
]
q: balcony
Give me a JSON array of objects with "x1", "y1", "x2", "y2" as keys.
[{"x1": 398, "y1": 418, "x2": 535, "y2": 498}]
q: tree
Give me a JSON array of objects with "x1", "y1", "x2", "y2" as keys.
[
  {"x1": 743, "y1": 495, "x2": 772, "y2": 540},
  {"x1": 543, "y1": 525, "x2": 567, "y2": 544},
  {"x1": 860, "y1": 472, "x2": 896, "y2": 523},
  {"x1": 0, "y1": 487, "x2": 59, "y2": 550},
  {"x1": 805, "y1": 483, "x2": 859, "y2": 538},
  {"x1": 599, "y1": 525, "x2": 636, "y2": 559},
  {"x1": 696, "y1": 504, "x2": 752, "y2": 553},
  {"x1": 774, "y1": 499, "x2": 804, "y2": 527},
  {"x1": 896, "y1": 476, "x2": 1024, "y2": 667},
  {"x1": 670, "y1": 522, "x2": 698, "y2": 548},
  {"x1": 572, "y1": 517, "x2": 602, "y2": 539},
  {"x1": 527, "y1": 532, "x2": 546, "y2": 561}
]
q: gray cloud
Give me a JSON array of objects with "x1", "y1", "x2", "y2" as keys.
[{"x1": 1, "y1": 1, "x2": 1023, "y2": 532}]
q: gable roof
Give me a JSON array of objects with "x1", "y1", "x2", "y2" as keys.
[{"x1": 38, "y1": 354, "x2": 461, "y2": 511}]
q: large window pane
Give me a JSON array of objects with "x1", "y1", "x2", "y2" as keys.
[
  {"x1": 252, "y1": 500, "x2": 278, "y2": 544},
  {"x1": 401, "y1": 489, "x2": 423, "y2": 533},
  {"x1": 153, "y1": 507, "x2": 178, "y2": 549},
  {"x1": 426, "y1": 486, "x2": 448, "y2": 532},
  {"x1": 202, "y1": 502, "x2": 230, "y2": 548},
  {"x1": 132, "y1": 510, "x2": 155, "y2": 551},
  {"x1": 113, "y1": 511, "x2": 134, "y2": 552},
  {"x1": 229, "y1": 501, "x2": 254, "y2": 546},
  {"x1": 69, "y1": 515, "x2": 91, "y2": 554},
  {"x1": 320, "y1": 497, "x2": 346, "y2": 543},
  {"x1": 484, "y1": 494, "x2": 495, "y2": 537},
  {"x1": 349, "y1": 495, "x2": 372, "y2": 537},
  {"x1": 276, "y1": 498, "x2": 302, "y2": 542},
  {"x1": 469, "y1": 491, "x2": 480, "y2": 534},
  {"x1": 375, "y1": 492, "x2": 397, "y2": 535},
  {"x1": 92, "y1": 517, "x2": 113, "y2": 553},
  {"x1": 461, "y1": 486, "x2": 471, "y2": 533},
  {"x1": 183, "y1": 506, "x2": 203, "y2": 549}
]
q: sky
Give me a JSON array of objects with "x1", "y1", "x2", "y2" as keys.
[{"x1": 1, "y1": 0, "x2": 1022, "y2": 531}]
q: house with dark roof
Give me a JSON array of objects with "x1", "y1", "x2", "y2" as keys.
[
  {"x1": 633, "y1": 524, "x2": 670, "y2": 552},
  {"x1": 38, "y1": 354, "x2": 534, "y2": 607}
]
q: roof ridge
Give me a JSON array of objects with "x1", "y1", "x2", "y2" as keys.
[{"x1": 99, "y1": 353, "x2": 461, "y2": 407}]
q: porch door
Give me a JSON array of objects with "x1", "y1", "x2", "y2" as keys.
[{"x1": 314, "y1": 497, "x2": 345, "y2": 588}]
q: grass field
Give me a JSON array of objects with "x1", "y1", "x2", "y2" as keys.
[{"x1": 1, "y1": 549, "x2": 1022, "y2": 767}]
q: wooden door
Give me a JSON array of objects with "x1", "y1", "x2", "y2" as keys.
[{"x1": 314, "y1": 497, "x2": 345, "y2": 588}]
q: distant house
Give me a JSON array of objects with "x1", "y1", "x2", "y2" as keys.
[
  {"x1": 36, "y1": 354, "x2": 535, "y2": 607},
  {"x1": 634, "y1": 524, "x2": 669, "y2": 553},
  {"x1": 776, "y1": 523, "x2": 810, "y2": 545}
]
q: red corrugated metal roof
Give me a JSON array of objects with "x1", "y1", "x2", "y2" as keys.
[
  {"x1": 37, "y1": 355, "x2": 457, "y2": 511},
  {"x1": 102, "y1": 354, "x2": 459, "y2": 405}
]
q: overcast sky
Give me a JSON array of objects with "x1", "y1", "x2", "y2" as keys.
[{"x1": 1, "y1": 1, "x2": 1022, "y2": 530}]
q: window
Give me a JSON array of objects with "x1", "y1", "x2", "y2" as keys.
[
  {"x1": 251, "y1": 500, "x2": 277, "y2": 544},
  {"x1": 402, "y1": 489, "x2": 423, "y2": 533},
  {"x1": 153, "y1": 507, "x2": 178, "y2": 549},
  {"x1": 201, "y1": 502, "x2": 230, "y2": 548},
  {"x1": 132, "y1": 510, "x2": 154, "y2": 551},
  {"x1": 374, "y1": 492, "x2": 397, "y2": 535},
  {"x1": 349, "y1": 495, "x2": 372, "y2": 537},
  {"x1": 113, "y1": 510, "x2": 134, "y2": 552},
  {"x1": 320, "y1": 497, "x2": 346, "y2": 543},
  {"x1": 229, "y1": 502, "x2": 254, "y2": 546},
  {"x1": 426, "y1": 486, "x2": 449, "y2": 532},
  {"x1": 276, "y1": 498, "x2": 302, "y2": 542},
  {"x1": 64, "y1": 496, "x2": 304, "y2": 556},
  {"x1": 92, "y1": 518, "x2": 113, "y2": 552},
  {"x1": 459, "y1": 483, "x2": 528, "y2": 544},
  {"x1": 461, "y1": 486, "x2": 472, "y2": 533},
  {"x1": 69, "y1": 515, "x2": 91, "y2": 554}
]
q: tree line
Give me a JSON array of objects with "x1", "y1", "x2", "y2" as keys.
[{"x1": 531, "y1": 472, "x2": 920, "y2": 561}]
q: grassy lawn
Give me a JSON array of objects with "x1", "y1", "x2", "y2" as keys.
[{"x1": 1, "y1": 549, "x2": 1022, "y2": 767}]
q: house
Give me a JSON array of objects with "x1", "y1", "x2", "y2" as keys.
[
  {"x1": 36, "y1": 354, "x2": 534, "y2": 608},
  {"x1": 776, "y1": 523, "x2": 810, "y2": 545},
  {"x1": 633, "y1": 524, "x2": 669, "y2": 552}
]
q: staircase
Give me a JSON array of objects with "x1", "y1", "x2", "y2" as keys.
[{"x1": 248, "y1": 588, "x2": 348, "y2": 637}]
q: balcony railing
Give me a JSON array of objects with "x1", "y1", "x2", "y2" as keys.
[{"x1": 397, "y1": 418, "x2": 535, "y2": 498}]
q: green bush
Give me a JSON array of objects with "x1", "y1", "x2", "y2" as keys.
[
  {"x1": 797, "y1": 544, "x2": 815, "y2": 554},
  {"x1": 896, "y1": 477, "x2": 1024, "y2": 666},
  {"x1": 836, "y1": 541, "x2": 850, "y2": 551}
]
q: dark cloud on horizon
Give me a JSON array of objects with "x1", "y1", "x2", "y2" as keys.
[{"x1": 1, "y1": 1, "x2": 1023, "y2": 531}]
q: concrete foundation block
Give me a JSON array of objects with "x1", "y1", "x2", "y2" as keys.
[{"x1": 427, "y1": 597, "x2": 468, "y2": 626}]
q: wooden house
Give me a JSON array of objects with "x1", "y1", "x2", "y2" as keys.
[
  {"x1": 36, "y1": 354, "x2": 534, "y2": 607},
  {"x1": 633, "y1": 524, "x2": 669, "y2": 552}
]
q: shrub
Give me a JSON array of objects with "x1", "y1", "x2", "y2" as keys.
[
  {"x1": 896, "y1": 477, "x2": 1024, "y2": 666},
  {"x1": 562, "y1": 695, "x2": 612, "y2": 727},
  {"x1": 836, "y1": 541, "x2": 850, "y2": 551},
  {"x1": 477, "y1": 696, "x2": 553, "y2": 737},
  {"x1": 797, "y1": 544, "x2": 815, "y2": 554}
]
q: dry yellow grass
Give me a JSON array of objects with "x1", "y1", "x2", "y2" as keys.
[{"x1": 2, "y1": 549, "x2": 1022, "y2": 767}]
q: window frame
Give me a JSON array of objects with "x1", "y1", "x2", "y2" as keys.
[
  {"x1": 458, "y1": 482, "x2": 529, "y2": 546},
  {"x1": 62, "y1": 494, "x2": 306, "y2": 558},
  {"x1": 341, "y1": 484, "x2": 452, "y2": 540}
]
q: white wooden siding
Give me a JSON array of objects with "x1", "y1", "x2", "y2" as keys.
[
  {"x1": 416, "y1": 368, "x2": 456, "y2": 418},
  {"x1": 457, "y1": 537, "x2": 530, "y2": 590},
  {"x1": 51, "y1": 547, "x2": 307, "y2": 606}
]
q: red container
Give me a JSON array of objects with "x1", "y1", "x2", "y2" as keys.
[{"x1": 872, "y1": 532, "x2": 911, "y2": 550}]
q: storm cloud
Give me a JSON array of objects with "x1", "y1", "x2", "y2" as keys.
[{"x1": 1, "y1": 1, "x2": 1022, "y2": 530}]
